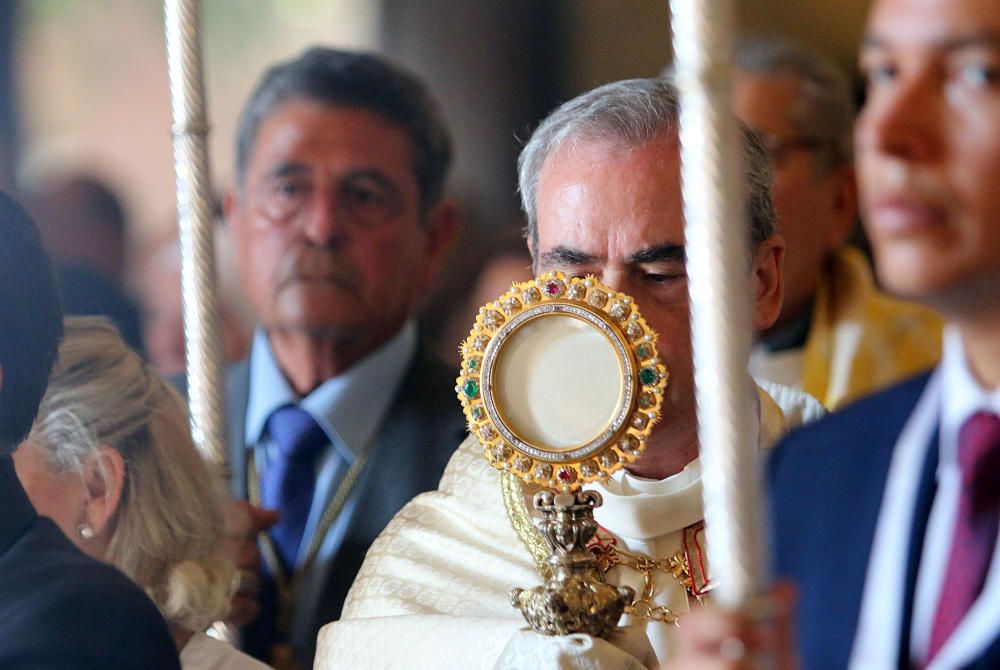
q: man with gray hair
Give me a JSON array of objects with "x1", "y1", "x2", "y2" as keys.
[
  {"x1": 222, "y1": 47, "x2": 466, "y2": 668},
  {"x1": 314, "y1": 77, "x2": 823, "y2": 669},
  {"x1": 733, "y1": 37, "x2": 942, "y2": 409}
]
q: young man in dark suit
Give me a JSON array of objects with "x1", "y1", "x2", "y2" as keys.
[
  {"x1": 222, "y1": 48, "x2": 466, "y2": 668},
  {"x1": 0, "y1": 192, "x2": 180, "y2": 669},
  {"x1": 674, "y1": 0, "x2": 1000, "y2": 667}
]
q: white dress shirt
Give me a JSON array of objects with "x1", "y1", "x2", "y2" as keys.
[{"x1": 244, "y1": 321, "x2": 417, "y2": 569}]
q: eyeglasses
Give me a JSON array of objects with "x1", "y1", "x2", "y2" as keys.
[
  {"x1": 756, "y1": 132, "x2": 824, "y2": 169},
  {"x1": 257, "y1": 170, "x2": 407, "y2": 230}
]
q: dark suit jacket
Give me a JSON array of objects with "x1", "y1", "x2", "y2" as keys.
[
  {"x1": 226, "y1": 342, "x2": 467, "y2": 667},
  {"x1": 769, "y1": 371, "x2": 1000, "y2": 669},
  {"x1": 0, "y1": 456, "x2": 180, "y2": 669}
]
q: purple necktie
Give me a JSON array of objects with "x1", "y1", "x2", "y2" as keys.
[
  {"x1": 261, "y1": 405, "x2": 328, "y2": 573},
  {"x1": 926, "y1": 411, "x2": 1000, "y2": 662}
]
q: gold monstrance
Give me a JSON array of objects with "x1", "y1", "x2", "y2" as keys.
[{"x1": 457, "y1": 271, "x2": 668, "y2": 638}]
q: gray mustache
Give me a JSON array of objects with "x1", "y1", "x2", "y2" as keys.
[{"x1": 274, "y1": 250, "x2": 355, "y2": 289}]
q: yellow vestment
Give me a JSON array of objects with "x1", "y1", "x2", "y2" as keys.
[{"x1": 752, "y1": 247, "x2": 942, "y2": 409}]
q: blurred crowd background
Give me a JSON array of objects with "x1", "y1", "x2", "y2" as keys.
[{"x1": 0, "y1": 0, "x2": 872, "y2": 373}]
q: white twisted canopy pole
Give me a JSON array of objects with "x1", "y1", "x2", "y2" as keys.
[
  {"x1": 164, "y1": 0, "x2": 228, "y2": 470},
  {"x1": 670, "y1": 0, "x2": 767, "y2": 606}
]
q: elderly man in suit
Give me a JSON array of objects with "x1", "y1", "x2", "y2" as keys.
[
  {"x1": 0, "y1": 193, "x2": 180, "y2": 669},
  {"x1": 223, "y1": 48, "x2": 465, "y2": 668},
  {"x1": 674, "y1": 0, "x2": 1000, "y2": 667}
]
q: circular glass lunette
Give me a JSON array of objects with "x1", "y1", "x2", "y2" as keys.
[{"x1": 481, "y1": 302, "x2": 636, "y2": 464}]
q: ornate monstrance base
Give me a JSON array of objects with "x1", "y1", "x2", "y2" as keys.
[{"x1": 510, "y1": 489, "x2": 634, "y2": 638}]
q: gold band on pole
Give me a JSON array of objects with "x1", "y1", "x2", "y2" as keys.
[
  {"x1": 164, "y1": 0, "x2": 228, "y2": 472},
  {"x1": 670, "y1": 0, "x2": 768, "y2": 606}
]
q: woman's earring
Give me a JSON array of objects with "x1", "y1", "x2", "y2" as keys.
[{"x1": 77, "y1": 522, "x2": 95, "y2": 539}]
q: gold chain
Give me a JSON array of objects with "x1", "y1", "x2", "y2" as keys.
[
  {"x1": 241, "y1": 450, "x2": 368, "y2": 670},
  {"x1": 249, "y1": 452, "x2": 368, "y2": 574},
  {"x1": 590, "y1": 538, "x2": 700, "y2": 625},
  {"x1": 248, "y1": 453, "x2": 368, "y2": 620}
]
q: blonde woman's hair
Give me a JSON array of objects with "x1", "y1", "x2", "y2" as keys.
[{"x1": 27, "y1": 316, "x2": 233, "y2": 630}]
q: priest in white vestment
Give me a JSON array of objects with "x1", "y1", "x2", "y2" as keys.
[{"x1": 316, "y1": 77, "x2": 824, "y2": 669}]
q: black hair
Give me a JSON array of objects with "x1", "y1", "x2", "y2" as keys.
[{"x1": 0, "y1": 192, "x2": 63, "y2": 452}]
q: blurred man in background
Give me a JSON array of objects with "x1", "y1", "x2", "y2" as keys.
[
  {"x1": 733, "y1": 38, "x2": 942, "y2": 409},
  {"x1": 23, "y1": 172, "x2": 146, "y2": 355},
  {"x1": 139, "y1": 224, "x2": 250, "y2": 378}
]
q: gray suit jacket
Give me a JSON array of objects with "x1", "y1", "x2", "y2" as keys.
[{"x1": 226, "y1": 342, "x2": 467, "y2": 667}]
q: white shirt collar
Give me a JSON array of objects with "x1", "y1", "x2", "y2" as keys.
[
  {"x1": 592, "y1": 380, "x2": 813, "y2": 541},
  {"x1": 244, "y1": 321, "x2": 418, "y2": 457},
  {"x1": 938, "y1": 325, "x2": 1000, "y2": 466}
]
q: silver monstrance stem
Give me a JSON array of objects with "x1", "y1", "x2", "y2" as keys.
[{"x1": 511, "y1": 490, "x2": 634, "y2": 638}]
